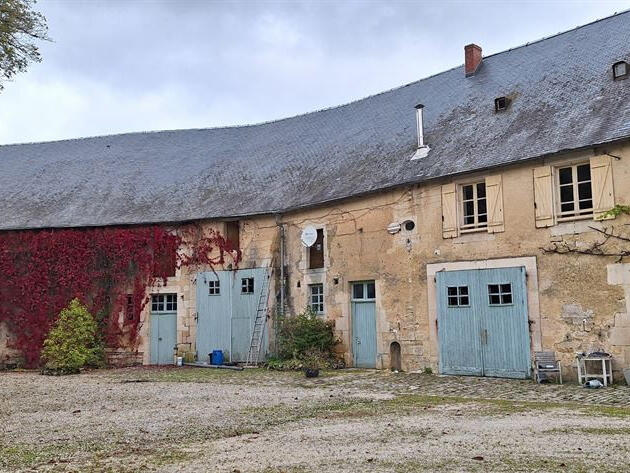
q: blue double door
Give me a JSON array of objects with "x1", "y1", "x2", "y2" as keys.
[
  {"x1": 196, "y1": 268, "x2": 266, "y2": 363},
  {"x1": 437, "y1": 267, "x2": 531, "y2": 379}
]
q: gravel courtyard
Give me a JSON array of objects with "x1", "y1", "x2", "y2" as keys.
[{"x1": 1, "y1": 367, "x2": 630, "y2": 472}]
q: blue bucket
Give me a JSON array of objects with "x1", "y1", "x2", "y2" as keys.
[{"x1": 211, "y1": 350, "x2": 224, "y2": 366}]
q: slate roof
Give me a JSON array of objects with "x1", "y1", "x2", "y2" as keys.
[{"x1": 2, "y1": 11, "x2": 630, "y2": 230}]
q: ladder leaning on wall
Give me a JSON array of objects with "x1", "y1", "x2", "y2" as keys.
[{"x1": 245, "y1": 269, "x2": 271, "y2": 367}]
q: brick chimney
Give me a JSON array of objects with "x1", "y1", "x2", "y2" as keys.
[{"x1": 464, "y1": 44, "x2": 482, "y2": 76}]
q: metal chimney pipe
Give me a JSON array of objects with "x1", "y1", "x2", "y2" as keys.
[{"x1": 415, "y1": 104, "x2": 424, "y2": 148}]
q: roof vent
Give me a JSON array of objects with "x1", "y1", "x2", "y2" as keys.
[
  {"x1": 613, "y1": 61, "x2": 628, "y2": 80},
  {"x1": 411, "y1": 104, "x2": 430, "y2": 160},
  {"x1": 464, "y1": 44, "x2": 482, "y2": 77},
  {"x1": 494, "y1": 96, "x2": 510, "y2": 112}
]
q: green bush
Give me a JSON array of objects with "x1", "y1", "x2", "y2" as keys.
[
  {"x1": 41, "y1": 299, "x2": 104, "y2": 375},
  {"x1": 277, "y1": 307, "x2": 338, "y2": 361}
]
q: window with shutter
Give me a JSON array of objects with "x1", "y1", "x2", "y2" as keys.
[
  {"x1": 590, "y1": 155, "x2": 615, "y2": 220},
  {"x1": 533, "y1": 166, "x2": 554, "y2": 228},
  {"x1": 441, "y1": 183, "x2": 458, "y2": 239},
  {"x1": 485, "y1": 174, "x2": 504, "y2": 233}
]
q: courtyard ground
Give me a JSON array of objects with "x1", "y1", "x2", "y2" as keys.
[{"x1": 1, "y1": 367, "x2": 630, "y2": 472}]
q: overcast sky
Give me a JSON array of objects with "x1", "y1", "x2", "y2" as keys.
[{"x1": 0, "y1": 0, "x2": 628, "y2": 144}]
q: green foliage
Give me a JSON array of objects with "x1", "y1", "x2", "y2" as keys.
[
  {"x1": 301, "y1": 348, "x2": 328, "y2": 370},
  {"x1": 277, "y1": 307, "x2": 338, "y2": 361},
  {"x1": 599, "y1": 204, "x2": 630, "y2": 220},
  {"x1": 264, "y1": 356, "x2": 304, "y2": 371},
  {"x1": 41, "y1": 299, "x2": 104, "y2": 374},
  {"x1": 0, "y1": 0, "x2": 49, "y2": 90}
]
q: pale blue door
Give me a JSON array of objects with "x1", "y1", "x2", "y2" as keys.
[
  {"x1": 437, "y1": 267, "x2": 530, "y2": 379},
  {"x1": 479, "y1": 267, "x2": 530, "y2": 378},
  {"x1": 351, "y1": 281, "x2": 377, "y2": 368},
  {"x1": 231, "y1": 268, "x2": 266, "y2": 362},
  {"x1": 196, "y1": 271, "x2": 232, "y2": 362},
  {"x1": 196, "y1": 268, "x2": 267, "y2": 363},
  {"x1": 436, "y1": 270, "x2": 484, "y2": 376},
  {"x1": 149, "y1": 294, "x2": 178, "y2": 365}
]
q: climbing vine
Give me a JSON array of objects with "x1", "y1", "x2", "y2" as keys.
[
  {"x1": 541, "y1": 205, "x2": 630, "y2": 262},
  {"x1": 0, "y1": 223, "x2": 239, "y2": 367}
]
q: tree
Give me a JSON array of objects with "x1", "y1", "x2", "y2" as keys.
[
  {"x1": 0, "y1": 0, "x2": 48, "y2": 90},
  {"x1": 41, "y1": 299, "x2": 104, "y2": 375}
]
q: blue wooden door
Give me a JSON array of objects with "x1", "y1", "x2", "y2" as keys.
[
  {"x1": 196, "y1": 268, "x2": 267, "y2": 363},
  {"x1": 196, "y1": 271, "x2": 232, "y2": 363},
  {"x1": 479, "y1": 267, "x2": 530, "y2": 378},
  {"x1": 437, "y1": 267, "x2": 530, "y2": 378},
  {"x1": 351, "y1": 281, "x2": 377, "y2": 368},
  {"x1": 231, "y1": 268, "x2": 266, "y2": 362},
  {"x1": 436, "y1": 270, "x2": 484, "y2": 376},
  {"x1": 150, "y1": 294, "x2": 178, "y2": 365}
]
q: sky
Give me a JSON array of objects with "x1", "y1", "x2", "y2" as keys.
[{"x1": 0, "y1": 0, "x2": 629, "y2": 144}]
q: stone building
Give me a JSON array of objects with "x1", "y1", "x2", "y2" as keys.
[{"x1": 2, "y1": 12, "x2": 630, "y2": 379}]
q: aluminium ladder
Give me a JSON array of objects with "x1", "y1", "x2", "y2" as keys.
[{"x1": 244, "y1": 269, "x2": 271, "y2": 366}]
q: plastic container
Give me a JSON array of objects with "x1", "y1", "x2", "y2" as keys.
[
  {"x1": 176, "y1": 356, "x2": 183, "y2": 367},
  {"x1": 211, "y1": 350, "x2": 224, "y2": 366}
]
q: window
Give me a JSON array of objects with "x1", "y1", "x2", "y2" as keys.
[
  {"x1": 460, "y1": 182, "x2": 487, "y2": 232},
  {"x1": 488, "y1": 284, "x2": 513, "y2": 305},
  {"x1": 125, "y1": 294, "x2": 135, "y2": 321},
  {"x1": 352, "y1": 281, "x2": 376, "y2": 300},
  {"x1": 151, "y1": 293, "x2": 177, "y2": 312},
  {"x1": 308, "y1": 228, "x2": 325, "y2": 269},
  {"x1": 556, "y1": 163, "x2": 592, "y2": 220},
  {"x1": 613, "y1": 61, "x2": 628, "y2": 80},
  {"x1": 494, "y1": 96, "x2": 509, "y2": 112},
  {"x1": 241, "y1": 277, "x2": 254, "y2": 294},
  {"x1": 447, "y1": 286, "x2": 469, "y2": 307},
  {"x1": 225, "y1": 221, "x2": 240, "y2": 251},
  {"x1": 208, "y1": 280, "x2": 220, "y2": 295},
  {"x1": 309, "y1": 284, "x2": 324, "y2": 314}
]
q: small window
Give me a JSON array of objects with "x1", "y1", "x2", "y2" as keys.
[
  {"x1": 352, "y1": 281, "x2": 376, "y2": 301},
  {"x1": 447, "y1": 286, "x2": 469, "y2": 307},
  {"x1": 460, "y1": 182, "x2": 487, "y2": 232},
  {"x1": 125, "y1": 294, "x2": 135, "y2": 321},
  {"x1": 241, "y1": 277, "x2": 254, "y2": 294},
  {"x1": 308, "y1": 228, "x2": 325, "y2": 269},
  {"x1": 208, "y1": 280, "x2": 220, "y2": 295},
  {"x1": 494, "y1": 96, "x2": 509, "y2": 112},
  {"x1": 309, "y1": 284, "x2": 324, "y2": 314},
  {"x1": 225, "y1": 221, "x2": 240, "y2": 251},
  {"x1": 488, "y1": 283, "x2": 513, "y2": 305},
  {"x1": 613, "y1": 61, "x2": 628, "y2": 80},
  {"x1": 151, "y1": 293, "x2": 177, "y2": 312},
  {"x1": 556, "y1": 163, "x2": 592, "y2": 220}
]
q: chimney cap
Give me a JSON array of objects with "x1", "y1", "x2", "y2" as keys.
[
  {"x1": 465, "y1": 43, "x2": 482, "y2": 51},
  {"x1": 414, "y1": 103, "x2": 424, "y2": 110}
]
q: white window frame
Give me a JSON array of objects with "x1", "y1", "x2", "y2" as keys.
[
  {"x1": 309, "y1": 283, "x2": 324, "y2": 315},
  {"x1": 459, "y1": 181, "x2": 488, "y2": 233},
  {"x1": 555, "y1": 162, "x2": 593, "y2": 222},
  {"x1": 151, "y1": 293, "x2": 178, "y2": 312}
]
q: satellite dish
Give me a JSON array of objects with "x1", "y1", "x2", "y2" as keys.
[{"x1": 301, "y1": 226, "x2": 318, "y2": 247}]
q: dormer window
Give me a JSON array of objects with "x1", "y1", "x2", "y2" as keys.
[
  {"x1": 494, "y1": 96, "x2": 509, "y2": 112},
  {"x1": 613, "y1": 61, "x2": 628, "y2": 80}
]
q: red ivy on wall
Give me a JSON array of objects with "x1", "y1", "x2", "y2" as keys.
[{"x1": 0, "y1": 224, "x2": 240, "y2": 367}]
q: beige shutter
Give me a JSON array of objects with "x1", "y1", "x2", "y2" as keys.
[
  {"x1": 590, "y1": 155, "x2": 615, "y2": 220},
  {"x1": 441, "y1": 183, "x2": 458, "y2": 239},
  {"x1": 485, "y1": 174, "x2": 504, "y2": 233},
  {"x1": 533, "y1": 166, "x2": 554, "y2": 228}
]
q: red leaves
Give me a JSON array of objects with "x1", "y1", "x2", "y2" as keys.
[
  {"x1": 0, "y1": 223, "x2": 239, "y2": 367},
  {"x1": 0, "y1": 226, "x2": 179, "y2": 367}
]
